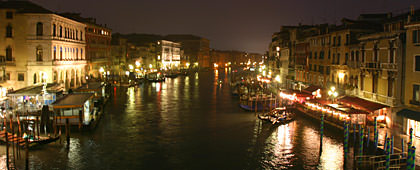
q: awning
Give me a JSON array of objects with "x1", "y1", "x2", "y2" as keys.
[
  {"x1": 7, "y1": 83, "x2": 63, "y2": 96},
  {"x1": 282, "y1": 89, "x2": 312, "y2": 98},
  {"x1": 308, "y1": 99, "x2": 369, "y2": 114},
  {"x1": 75, "y1": 82, "x2": 103, "y2": 92},
  {"x1": 397, "y1": 109, "x2": 420, "y2": 121},
  {"x1": 52, "y1": 93, "x2": 94, "y2": 109},
  {"x1": 338, "y1": 96, "x2": 388, "y2": 112},
  {"x1": 302, "y1": 85, "x2": 322, "y2": 94}
]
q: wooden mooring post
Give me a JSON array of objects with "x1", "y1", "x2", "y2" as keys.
[
  {"x1": 5, "y1": 119, "x2": 9, "y2": 170},
  {"x1": 66, "y1": 118, "x2": 70, "y2": 149},
  {"x1": 25, "y1": 137, "x2": 29, "y2": 170}
]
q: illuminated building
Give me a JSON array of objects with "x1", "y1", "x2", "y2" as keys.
[
  {"x1": 0, "y1": 1, "x2": 87, "y2": 91},
  {"x1": 60, "y1": 13, "x2": 112, "y2": 79},
  {"x1": 157, "y1": 40, "x2": 181, "y2": 69},
  {"x1": 165, "y1": 34, "x2": 210, "y2": 68}
]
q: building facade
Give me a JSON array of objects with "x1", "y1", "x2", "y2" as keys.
[
  {"x1": 165, "y1": 34, "x2": 210, "y2": 68},
  {"x1": 0, "y1": 1, "x2": 87, "y2": 91},
  {"x1": 61, "y1": 13, "x2": 112, "y2": 79}
]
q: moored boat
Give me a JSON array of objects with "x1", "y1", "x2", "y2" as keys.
[
  {"x1": 239, "y1": 94, "x2": 278, "y2": 111},
  {"x1": 258, "y1": 107, "x2": 294, "y2": 125},
  {"x1": 146, "y1": 72, "x2": 165, "y2": 82}
]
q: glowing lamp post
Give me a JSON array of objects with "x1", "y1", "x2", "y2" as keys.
[
  {"x1": 328, "y1": 86, "x2": 338, "y2": 103},
  {"x1": 99, "y1": 67, "x2": 105, "y2": 80}
]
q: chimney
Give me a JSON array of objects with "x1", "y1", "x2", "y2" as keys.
[{"x1": 411, "y1": 5, "x2": 415, "y2": 16}]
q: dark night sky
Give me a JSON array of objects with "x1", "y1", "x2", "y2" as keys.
[{"x1": 32, "y1": 0, "x2": 420, "y2": 53}]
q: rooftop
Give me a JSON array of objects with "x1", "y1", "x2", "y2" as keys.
[
  {"x1": 0, "y1": 0, "x2": 53, "y2": 14},
  {"x1": 52, "y1": 93, "x2": 94, "y2": 109}
]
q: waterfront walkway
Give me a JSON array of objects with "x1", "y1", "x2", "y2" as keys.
[{"x1": 265, "y1": 85, "x2": 420, "y2": 168}]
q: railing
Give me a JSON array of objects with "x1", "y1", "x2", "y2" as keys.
[
  {"x1": 380, "y1": 63, "x2": 398, "y2": 71},
  {"x1": 361, "y1": 62, "x2": 379, "y2": 69},
  {"x1": 295, "y1": 65, "x2": 304, "y2": 70},
  {"x1": 354, "y1": 153, "x2": 406, "y2": 170},
  {"x1": 358, "y1": 90, "x2": 397, "y2": 106},
  {"x1": 53, "y1": 60, "x2": 87, "y2": 65},
  {"x1": 410, "y1": 100, "x2": 420, "y2": 106},
  {"x1": 348, "y1": 61, "x2": 362, "y2": 68},
  {"x1": 27, "y1": 35, "x2": 85, "y2": 43}
]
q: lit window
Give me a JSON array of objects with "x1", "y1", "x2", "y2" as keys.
[
  {"x1": 414, "y1": 84, "x2": 420, "y2": 103},
  {"x1": 36, "y1": 46, "x2": 43, "y2": 61}
]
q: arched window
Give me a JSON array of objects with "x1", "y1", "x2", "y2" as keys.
[
  {"x1": 36, "y1": 46, "x2": 43, "y2": 61},
  {"x1": 6, "y1": 46, "x2": 12, "y2": 61},
  {"x1": 33, "y1": 73, "x2": 37, "y2": 84},
  {"x1": 76, "y1": 48, "x2": 79, "y2": 59},
  {"x1": 41, "y1": 73, "x2": 46, "y2": 83},
  {"x1": 53, "y1": 71, "x2": 57, "y2": 82},
  {"x1": 60, "y1": 47, "x2": 63, "y2": 60},
  {"x1": 53, "y1": 46, "x2": 57, "y2": 60},
  {"x1": 36, "y1": 22, "x2": 43, "y2": 36},
  {"x1": 59, "y1": 26, "x2": 63, "y2": 37},
  {"x1": 6, "y1": 25, "x2": 12, "y2": 37},
  {"x1": 52, "y1": 24, "x2": 56, "y2": 36}
]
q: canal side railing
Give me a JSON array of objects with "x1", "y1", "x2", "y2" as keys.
[{"x1": 355, "y1": 153, "x2": 407, "y2": 169}]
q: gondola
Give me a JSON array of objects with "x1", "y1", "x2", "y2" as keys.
[{"x1": 258, "y1": 107, "x2": 294, "y2": 125}]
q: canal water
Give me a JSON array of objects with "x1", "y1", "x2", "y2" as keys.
[{"x1": 12, "y1": 69, "x2": 349, "y2": 170}]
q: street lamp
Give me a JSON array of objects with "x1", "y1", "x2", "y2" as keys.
[
  {"x1": 99, "y1": 67, "x2": 105, "y2": 73},
  {"x1": 135, "y1": 61, "x2": 140, "y2": 67},
  {"x1": 328, "y1": 86, "x2": 338, "y2": 103}
]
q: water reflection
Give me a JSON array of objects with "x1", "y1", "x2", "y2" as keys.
[{"x1": 14, "y1": 70, "x2": 348, "y2": 170}]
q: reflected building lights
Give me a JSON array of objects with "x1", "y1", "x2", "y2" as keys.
[{"x1": 156, "y1": 82, "x2": 161, "y2": 92}]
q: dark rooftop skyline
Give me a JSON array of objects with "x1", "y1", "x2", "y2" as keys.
[{"x1": 27, "y1": 0, "x2": 420, "y2": 53}]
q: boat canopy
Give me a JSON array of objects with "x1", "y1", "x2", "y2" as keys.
[
  {"x1": 52, "y1": 93, "x2": 94, "y2": 109},
  {"x1": 74, "y1": 82, "x2": 103, "y2": 92}
]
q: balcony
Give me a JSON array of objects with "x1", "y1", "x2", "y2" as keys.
[
  {"x1": 53, "y1": 59, "x2": 87, "y2": 66},
  {"x1": 348, "y1": 61, "x2": 361, "y2": 68},
  {"x1": 410, "y1": 100, "x2": 420, "y2": 106},
  {"x1": 358, "y1": 90, "x2": 396, "y2": 107},
  {"x1": 380, "y1": 63, "x2": 397, "y2": 71},
  {"x1": 361, "y1": 62, "x2": 379, "y2": 69},
  {"x1": 295, "y1": 65, "x2": 304, "y2": 70}
]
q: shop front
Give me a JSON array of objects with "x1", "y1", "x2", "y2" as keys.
[{"x1": 397, "y1": 108, "x2": 420, "y2": 138}]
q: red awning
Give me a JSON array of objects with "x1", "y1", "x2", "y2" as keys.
[
  {"x1": 302, "y1": 85, "x2": 322, "y2": 94},
  {"x1": 282, "y1": 89, "x2": 312, "y2": 98},
  {"x1": 338, "y1": 96, "x2": 388, "y2": 112},
  {"x1": 308, "y1": 99, "x2": 369, "y2": 114}
]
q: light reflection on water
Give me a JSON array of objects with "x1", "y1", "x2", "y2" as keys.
[{"x1": 10, "y1": 69, "x2": 348, "y2": 170}]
